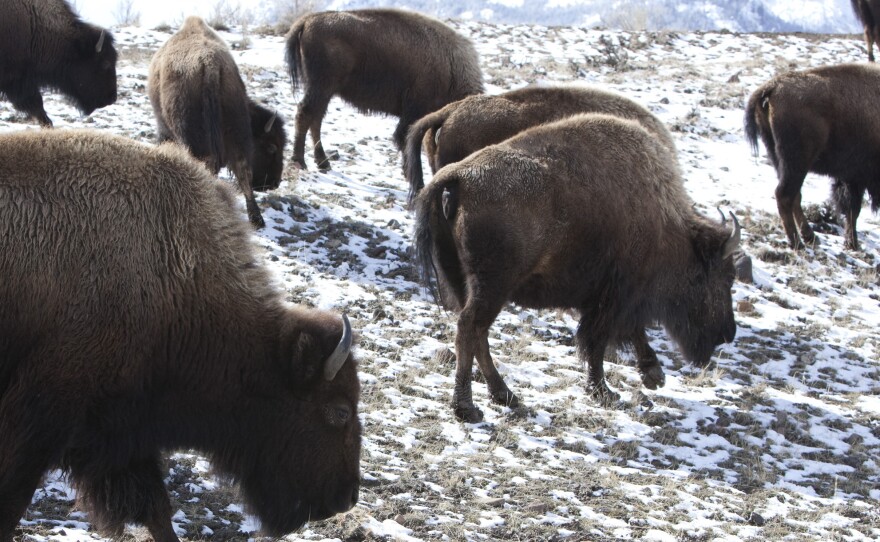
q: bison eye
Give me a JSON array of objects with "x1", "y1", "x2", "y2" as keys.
[
  {"x1": 267, "y1": 144, "x2": 277, "y2": 154},
  {"x1": 323, "y1": 402, "x2": 351, "y2": 427}
]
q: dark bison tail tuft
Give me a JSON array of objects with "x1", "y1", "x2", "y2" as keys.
[
  {"x1": 413, "y1": 175, "x2": 463, "y2": 310},
  {"x1": 744, "y1": 85, "x2": 772, "y2": 160},
  {"x1": 284, "y1": 20, "x2": 307, "y2": 93},
  {"x1": 404, "y1": 108, "x2": 449, "y2": 206}
]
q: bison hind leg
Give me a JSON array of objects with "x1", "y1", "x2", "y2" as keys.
[{"x1": 70, "y1": 455, "x2": 179, "y2": 542}]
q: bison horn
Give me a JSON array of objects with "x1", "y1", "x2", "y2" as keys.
[
  {"x1": 717, "y1": 207, "x2": 726, "y2": 225},
  {"x1": 264, "y1": 111, "x2": 277, "y2": 133},
  {"x1": 434, "y1": 126, "x2": 442, "y2": 146},
  {"x1": 323, "y1": 313, "x2": 352, "y2": 381},
  {"x1": 96, "y1": 30, "x2": 106, "y2": 54},
  {"x1": 721, "y1": 212, "x2": 742, "y2": 260}
]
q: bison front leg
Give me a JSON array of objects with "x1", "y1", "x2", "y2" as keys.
[
  {"x1": 10, "y1": 86, "x2": 53, "y2": 127},
  {"x1": 834, "y1": 179, "x2": 866, "y2": 251},
  {"x1": 70, "y1": 455, "x2": 179, "y2": 542},
  {"x1": 631, "y1": 329, "x2": 665, "y2": 390},
  {"x1": 0, "y1": 396, "x2": 60, "y2": 542}
]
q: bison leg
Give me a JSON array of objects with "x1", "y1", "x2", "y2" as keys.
[
  {"x1": 632, "y1": 329, "x2": 665, "y2": 390},
  {"x1": 0, "y1": 395, "x2": 60, "y2": 541},
  {"x1": 310, "y1": 115, "x2": 332, "y2": 172},
  {"x1": 9, "y1": 87, "x2": 52, "y2": 127},
  {"x1": 230, "y1": 159, "x2": 265, "y2": 229},
  {"x1": 453, "y1": 292, "x2": 511, "y2": 423},
  {"x1": 868, "y1": 28, "x2": 876, "y2": 62},
  {"x1": 69, "y1": 455, "x2": 179, "y2": 542},
  {"x1": 774, "y1": 165, "x2": 810, "y2": 249},
  {"x1": 791, "y1": 193, "x2": 816, "y2": 245},
  {"x1": 475, "y1": 335, "x2": 519, "y2": 408},
  {"x1": 834, "y1": 179, "x2": 866, "y2": 250},
  {"x1": 293, "y1": 90, "x2": 331, "y2": 171},
  {"x1": 576, "y1": 318, "x2": 620, "y2": 406}
]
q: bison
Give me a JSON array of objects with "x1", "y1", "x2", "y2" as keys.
[
  {"x1": 414, "y1": 113, "x2": 740, "y2": 422},
  {"x1": 404, "y1": 84, "x2": 677, "y2": 204},
  {"x1": 148, "y1": 16, "x2": 287, "y2": 229},
  {"x1": 285, "y1": 8, "x2": 484, "y2": 171},
  {"x1": 852, "y1": 0, "x2": 880, "y2": 61},
  {"x1": 0, "y1": 129, "x2": 360, "y2": 542},
  {"x1": 745, "y1": 62, "x2": 880, "y2": 250},
  {"x1": 0, "y1": 0, "x2": 117, "y2": 127}
]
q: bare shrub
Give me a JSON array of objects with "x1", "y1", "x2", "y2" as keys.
[
  {"x1": 266, "y1": 0, "x2": 326, "y2": 33},
  {"x1": 207, "y1": 0, "x2": 253, "y2": 31},
  {"x1": 113, "y1": 0, "x2": 140, "y2": 26}
]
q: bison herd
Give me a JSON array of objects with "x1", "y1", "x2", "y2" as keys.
[{"x1": 0, "y1": 0, "x2": 877, "y2": 540}]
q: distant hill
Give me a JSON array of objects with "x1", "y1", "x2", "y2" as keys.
[{"x1": 327, "y1": 0, "x2": 862, "y2": 33}]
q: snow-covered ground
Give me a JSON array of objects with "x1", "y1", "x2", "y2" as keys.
[{"x1": 4, "y1": 16, "x2": 879, "y2": 542}]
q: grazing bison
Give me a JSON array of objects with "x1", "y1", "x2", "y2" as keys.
[
  {"x1": 0, "y1": 0, "x2": 117, "y2": 127},
  {"x1": 414, "y1": 114, "x2": 739, "y2": 422},
  {"x1": 852, "y1": 0, "x2": 880, "y2": 61},
  {"x1": 0, "y1": 130, "x2": 360, "y2": 542},
  {"x1": 285, "y1": 8, "x2": 484, "y2": 171},
  {"x1": 745, "y1": 63, "x2": 880, "y2": 250},
  {"x1": 148, "y1": 16, "x2": 287, "y2": 229},
  {"x1": 404, "y1": 84, "x2": 676, "y2": 204}
]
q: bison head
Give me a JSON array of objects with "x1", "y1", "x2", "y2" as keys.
[
  {"x1": 249, "y1": 101, "x2": 287, "y2": 192},
  {"x1": 666, "y1": 213, "x2": 740, "y2": 366},
  {"x1": 212, "y1": 310, "x2": 361, "y2": 535},
  {"x1": 62, "y1": 24, "x2": 118, "y2": 115}
]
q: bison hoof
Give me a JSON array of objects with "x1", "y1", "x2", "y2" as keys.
[
  {"x1": 639, "y1": 365, "x2": 666, "y2": 390},
  {"x1": 317, "y1": 161, "x2": 332, "y2": 172},
  {"x1": 587, "y1": 380, "x2": 621, "y2": 407},
  {"x1": 490, "y1": 389, "x2": 519, "y2": 407},
  {"x1": 800, "y1": 227, "x2": 816, "y2": 244},
  {"x1": 454, "y1": 404, "x2": 484, "y2": 423},
  {"x1": 292, "y1": 159, "x2": 307, "y2": 171}
]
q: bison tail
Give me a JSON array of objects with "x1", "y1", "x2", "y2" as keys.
[
  {"x1": 413, "y1": 174, "x2": 464, "y2": 311},
  {"x1": 285, "y1": 20, "x2": 307, "y2": 93},
  {"x1": 744, "y1": 84, "x2": 773, "y2": 160},
  {"x1": 404, "y1": 108, "x2": 450, "y2": 207},
  {"x1": 203, "y1": 75, "x2": 226, "y2": 172}
]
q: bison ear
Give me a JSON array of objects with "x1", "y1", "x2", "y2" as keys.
[{"x1": 286, "y1": 314, "x2": 353, "y2": 386}]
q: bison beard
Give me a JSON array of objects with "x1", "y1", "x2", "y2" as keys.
[
  {"x1": 414, "y1": 113, "x2": 739, "y2": 422},
  {"x1": 0, "y1": 130, "x2": 360, "y2": 542}
]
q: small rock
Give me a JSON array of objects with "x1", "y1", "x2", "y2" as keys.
[
  {"x1": 748, "y1": 512, "x2": 766, "y2": 526},
  {"x1": 524, "y1": 501, "x2": 551, "y2": 514},
  {"x1": 734, "y1": 251, "x2": 754, "y2": 283},
  {"x1": 477, "y1": 497, "x2": 506, "y2": 508}
]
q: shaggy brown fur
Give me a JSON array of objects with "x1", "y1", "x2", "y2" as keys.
[
  {"x1": 0, "y1": 0, "x2": 117, "y2": 127},
  {"x1": 852, "y1": 0, "x2": 880, "y2": 61},
  {"x1": 414, "y1": 114, "x2": 739, "y2": 422},
  {"x1": 148, "y1": 16, "x2": 287, "y2": 229},
  {"x1": 404, "y1": 84, "x2": 677, "y2": 203},
  {"x1": 0, "y1": 130, "x2": 360, "y2": 542},
  {"x1": 745, "y1": 62, "x2": 880, "y2": 250},
  {"x1": 285, "y1": 8, "x2": 484, "y2": 171}
]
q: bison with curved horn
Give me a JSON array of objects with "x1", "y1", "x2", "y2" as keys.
[
  {"x1": 404, "y1": 84, "x2": 676, "y2": 204},
  {"x1": 0, "y1": 0, "x2": 118, "y2": 127},
  {"x1": 414, "y1": 113, "x2": 739, "y2": 422},
  {"x1": 852, "y1": 0, "x2": 880, "y2": 61},
  {"x1": 149, "y1": 16, "x2": 287, "y2": 229},
  {"x1": 0, "y1": 129, "x2": 360, "y2": 542},
  {"x1": 745, "y1": 62, "x2": 880, "y2": 250},
  {"x1": 285, "y1": 8, "x2": 484, "y2": 171}
]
